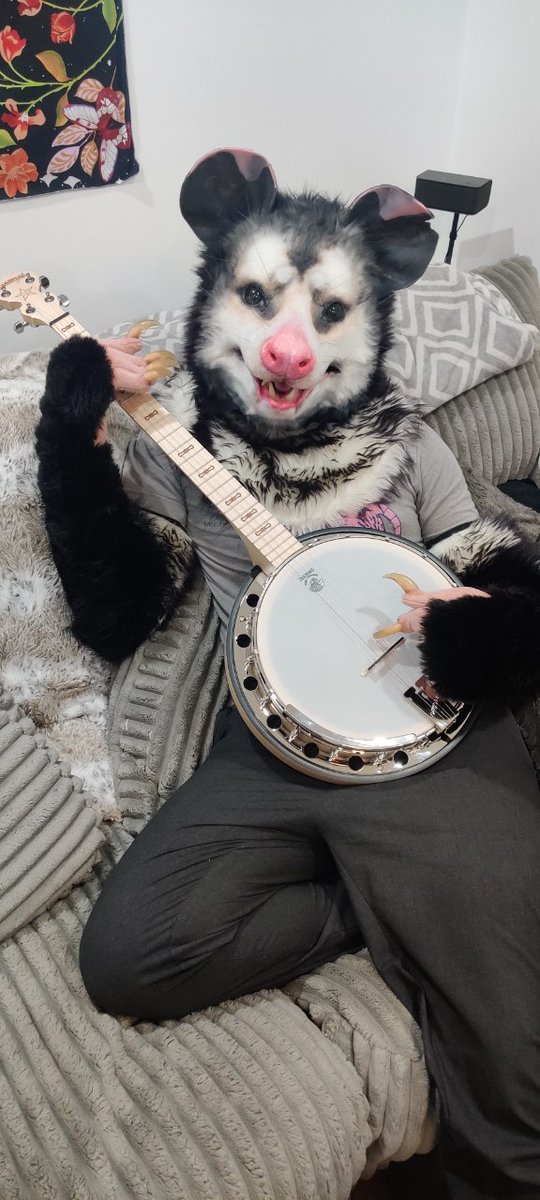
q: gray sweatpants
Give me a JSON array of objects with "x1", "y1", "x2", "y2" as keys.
[{"x1": 80, "y1": 706, "x2": 540, "y2": 1199}]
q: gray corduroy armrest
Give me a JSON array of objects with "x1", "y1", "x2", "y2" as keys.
[
  {"x1": 463, "y1": 465, "x2": 540, "y2": 541},
  {"x1": 426, "y1": 256, "x2": 540, "y2": 485}
]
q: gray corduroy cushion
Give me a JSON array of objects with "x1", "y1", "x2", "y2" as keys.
[
  {"x1": 426, "y1": 256, "x2": 540, "y2": 484},
  {"x1": 108, "y1": 564, "x2": 228, "y2": 834},
  {"x1": 0, "y1": 688, "x2": 103, "y2": 941},
  {"x1": 0, "y1": 825, "x2": 435, "y2": 1199}
]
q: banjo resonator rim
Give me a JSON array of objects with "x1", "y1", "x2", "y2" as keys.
[{"x1": 225, "y1": 530, "x2": 477, "y2": 785}]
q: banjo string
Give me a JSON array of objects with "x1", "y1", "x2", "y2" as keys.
[
  {"x1": 274, "y1": 551, "x2": 455, "y2": 710},
  {"x1": 282, "y1": 553, "x2": 409, "y2": 665},
  {"x1": 282, "y1": 561, "x2": 382, "y2": 667}
]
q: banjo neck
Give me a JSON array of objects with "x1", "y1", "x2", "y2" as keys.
[
  {"x1": 117, "y1": 390, "x2": 300, "y2": 574},
  {"x1": 28, "y1": 296, "x2": 301, "y2": 575}
]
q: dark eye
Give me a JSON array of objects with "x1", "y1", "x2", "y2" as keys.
[
  {"x1": 322, "y1": 300, "x2": 347, "y2": 324},
  {"x1": 242, "y1": 283, "x2": 267, "y2": 309}
]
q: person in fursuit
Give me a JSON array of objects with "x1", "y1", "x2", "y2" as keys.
[{"x1": 36, "y1": 149, "x2": 540, "y2": 1200}]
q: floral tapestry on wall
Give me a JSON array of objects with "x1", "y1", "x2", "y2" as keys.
[{"x1": 0, "y1": 0, "x2": 138, "y2": 201}]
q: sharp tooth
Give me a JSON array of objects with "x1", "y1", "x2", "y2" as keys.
[{"x1": 268, "y1": 381, "x2": 276, "y2": 399}]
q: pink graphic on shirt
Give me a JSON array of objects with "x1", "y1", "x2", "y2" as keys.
[{"x1": 341, "y1": 503, "x2": 401, "y2": 536}]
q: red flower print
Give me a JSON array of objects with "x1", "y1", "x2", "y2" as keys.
[
  {"x1": 97, "y1": 87, "x2": 126, "y2": 123},
  {"x1": 17, "y1": 0, "x2": 42, "y2": 15},
  {"x1": 61, "y1": 85, "x2": 131, "y2": 182},
  {"x1": 0, "y1": 147, "x2": 38, "y2": 198},
  {"x1": 50, "y1": 12, "x2": 76, "y2": 44},
  {"x1": 2, "y1": 99, "x2": 45, "y2": 141},
  {"x1": 0, "y1": 26, "x2": 27, "y2": 63}
]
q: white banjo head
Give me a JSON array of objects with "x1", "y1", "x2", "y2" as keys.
[{"x1": 226, "y1": 530, "x2": 476, "y2": 783}]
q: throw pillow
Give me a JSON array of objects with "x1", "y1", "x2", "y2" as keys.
[{"x1": 386, "y1": 262, "x2": 540, "y2": 412}]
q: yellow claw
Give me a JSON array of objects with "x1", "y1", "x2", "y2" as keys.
[
  {"x1": 143, "y1": 352, "x2": 178, "y2": 385},
  {"x1": 373, "y1": 574, "x2": 418, "y2": 637},
  {"x1": 373, "y1": 622, "x2": 403, "y2": 640},
  {"x1": 384, "y1": 572, "x2": 418, "y2": 594},
  {"x1": 127, "y1": 318, "x2": 160, "y2": 339},
  {"x1": 145, "y1": 349, "x2": 177, "y2": 363},
  {"x1": 144, "y1": 350, "x2": 178, "y2": 370}
]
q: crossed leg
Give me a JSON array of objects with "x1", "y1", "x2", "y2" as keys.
[{"x1": 80, "y1": 705, "x2": 540, "y2": 1198}]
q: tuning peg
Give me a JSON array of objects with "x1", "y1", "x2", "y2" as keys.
[
  {"x1": 58, "y1": 294, "x2": 69, "y2": 309},
  {"x1": 39, "y1": 275, "x2": 50, "y2": 289},
  {"x1": 14, "y1": 319, "x2": 28, "y2": 334}
]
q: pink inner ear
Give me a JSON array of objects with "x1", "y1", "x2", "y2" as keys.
[
  {"x1": 351, "y1": 184, "x2": 433, "y2": 221},
  {"x1": 187, "y1": 147, "x2": 276, "y2": 186},
  {"x1": 229, "y1": 148, "x2": 277, "y2": 185}
]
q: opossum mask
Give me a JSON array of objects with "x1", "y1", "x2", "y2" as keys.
[{"x1": 179, "y1": 148, "x2": 437, "y2": 432}]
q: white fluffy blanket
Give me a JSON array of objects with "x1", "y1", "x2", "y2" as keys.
[{"x1": 0, "y1": 349, "x2": 118, "y2": 814}]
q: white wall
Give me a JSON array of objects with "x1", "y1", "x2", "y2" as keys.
[
  {"x1": 0, "y1": 0, "x2": 469, "y2": 352},
  {"x1": 450, "y1": 0, "x2": 540, "y2": 272},
  {"x1": 5, "y1": 0, "x2": 539, "y2": 352}
]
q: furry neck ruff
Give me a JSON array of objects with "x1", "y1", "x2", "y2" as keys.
[
  {"x1": 200, "y1": 384, "x2": 419, "y2": 535},
  {"x1": 165, "y1": 368, "x2": 420, "y2": 535}
]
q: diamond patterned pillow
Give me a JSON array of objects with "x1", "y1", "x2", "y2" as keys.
[{"x1": 386, "y1": 262, "x2": 540, "y2": 412}]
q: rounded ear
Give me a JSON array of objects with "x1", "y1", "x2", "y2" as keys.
[
  {"x1": 346, "y1": 184, "x2": 438, "y2": 291},
  {"x1": 180, "y1": 148, "x2": 277, "y2": 244}
]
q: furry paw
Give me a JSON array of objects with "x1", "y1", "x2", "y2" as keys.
[
  {"x1": 41, "y1": 336, "x2": 114, "y2": 439},
  {"x1": 421, "y1": 587, "x2": 540, "y2": 704}
]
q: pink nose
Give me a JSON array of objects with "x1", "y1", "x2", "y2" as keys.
[{"x1": 260, "y1": 326, "x2": 315, "y2": 381}]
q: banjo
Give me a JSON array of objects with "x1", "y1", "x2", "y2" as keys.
[{"x1": 1, "y1": 271, "x2": 476, "y2": 783}]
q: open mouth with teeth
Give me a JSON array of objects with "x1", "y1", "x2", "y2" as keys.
[
  {"x1": 255, "y1": 364, "x2": 340, "y2": 412},
  {"x1": 256, "y1": 379, "x2": 311, "y2": 411}
]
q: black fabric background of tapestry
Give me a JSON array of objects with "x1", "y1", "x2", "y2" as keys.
[{"x1": 0, "y1": 0, "x2": 138, "y2": 201}]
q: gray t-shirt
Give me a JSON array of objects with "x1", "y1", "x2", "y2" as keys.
[{"x1": 121, "y1": 423, "x2": 478, "y2": 631}]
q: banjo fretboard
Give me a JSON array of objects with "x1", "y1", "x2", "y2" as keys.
[{"x1": 119, "y1": 390, "x2": 300, "y2": 572}]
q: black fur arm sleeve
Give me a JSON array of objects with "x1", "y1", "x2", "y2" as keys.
[
  {"x1": 422, "y1": 517, "x2": 540, "y2": 703},
  {"x1": 36, "y1": 336, "x2": 185, "y2": 662}
]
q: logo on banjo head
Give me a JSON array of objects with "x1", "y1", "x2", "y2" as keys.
[{"x1": 299, "y1": 567, "x2": 325, "y2": 592}]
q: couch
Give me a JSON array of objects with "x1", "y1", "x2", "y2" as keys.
[{"x1": 0, "y1": 255, "x2": 538, "y2": 1200}]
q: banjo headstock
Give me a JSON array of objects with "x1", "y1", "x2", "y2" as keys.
[{"x1": 0, "y1": 271, "x2": 70, "y2": 333}]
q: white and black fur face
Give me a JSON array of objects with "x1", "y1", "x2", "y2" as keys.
[
  {"x1": 189, "y1": 200, "x2": 384, "y2": 428},
  {"x1": 181, "y1": 150, "x2": 437, "y2": 450}
]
